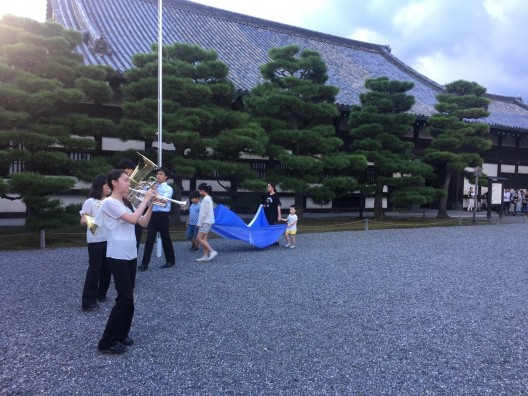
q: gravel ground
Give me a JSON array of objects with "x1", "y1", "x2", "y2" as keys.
[{"x1": 2, "y1": 224, "x2": 528, "y2": 395}]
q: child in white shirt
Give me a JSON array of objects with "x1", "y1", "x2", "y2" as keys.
[
  {"x1": 196, "y1": 183, "x2": 218, "y2": 262},
  {"x1": 280, "y1": 205, "x2": 298, "y2": 248}
]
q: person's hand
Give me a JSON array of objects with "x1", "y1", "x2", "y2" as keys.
[{"x1": 144, "y1": 188, "x2": 156, "y2": 203}]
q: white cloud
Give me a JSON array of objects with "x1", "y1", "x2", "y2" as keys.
[
  {"x1": 393, "y1": 0, "x2": 439, "y2": 35},
  {"x1": 0, "y1": 0, "x2": 46, "y2": 22}
]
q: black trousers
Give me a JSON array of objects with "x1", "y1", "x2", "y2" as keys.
[
  {"x1": 82, "y1": 242, "x2": 111, "y2": 307},
  {"x1": 98, "y1": 258, "x2": 136, "y2": 349},
  {"x1": 141, "y1": 212, "x2": 175, "y2": 266}
]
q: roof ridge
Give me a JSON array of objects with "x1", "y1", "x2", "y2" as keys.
[
  {"x1": 142, "y1": 0, "x2": 390, "y2": 53},
  {"x1": 145, "y1": 0, "x2": 447, "y2": 93},
  {"x1": 485, "y1": 93, "x2": 527, "y2": 109}
]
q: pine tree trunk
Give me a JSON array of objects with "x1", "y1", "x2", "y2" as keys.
[
  {"x1": 437, "y1": 173, "x2": 452, "y2": 219},
  {"x1": 229, "y1": 182, "x2": 239, "y2": 212},
  {"x1": 294, "y1": 192, "x2": 303, "y2": 218},
  {"x1": 374, "y1": 184, "x2": 385, "y2": 219}
]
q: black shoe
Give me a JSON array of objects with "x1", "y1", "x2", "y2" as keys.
[
  {"x1": 98, "y1": 342, "x2": 126, "y2": 354},
  {"x1": 273, "y1": 241, "x2": 280, "y2": 246},
  {"x1": 82, "y1": 303, "x2": 99, "y2": 311},
  {"x1": 138, "y1": 264, "x2": 148, "y2": 271},
  {"x1": 160, "y1": 262, "x2": 174, "y2": 268},
  {"x1": 97, "y1": 296, "x2": 107, "y2": 303},
  {"x1": 119, "y1": 337, "x2": 134, "y2": 346},
  {"x1": 188, "y1": 245, "x2": 195, "y2": 252}
]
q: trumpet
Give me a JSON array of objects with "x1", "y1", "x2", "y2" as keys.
[
  {"x1": 83, "y1": 213, "x2": 98, "y2": 236},
  {"x1": 128, "y1": 188, "x2": 187, "y2": 207}
]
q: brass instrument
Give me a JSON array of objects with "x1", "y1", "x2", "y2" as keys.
[
  {"x1": 126, "y1": 153, "x2": 159, "y2": 208},
  {"x1": 129, "y1": 188, "x2": 187, "y2": 207},
  {"x1": 83, "y1": 213, "x2": 98, "y2": 236},
  {"x1": 126, "y1": 152, "x2": 186, "y2": 208}
]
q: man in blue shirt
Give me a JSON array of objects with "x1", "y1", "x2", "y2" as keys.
[{"x1": 139, "y1": 167, "x2": 176, "y2": 270}]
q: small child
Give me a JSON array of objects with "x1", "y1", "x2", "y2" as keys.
[
  {"x1": 196, "y1": 183, "x2": 218, "y2": 262},
  {"x1": 280, "y1": 205, "x2": 298, "y2": 248},
  {"x1": 186, "y1": 191, "x2": 201, "y2": 252}
]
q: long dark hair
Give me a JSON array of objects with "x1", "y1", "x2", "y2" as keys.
[
  {"x1": 89, "y1": 174, "x2": 107, "y2": 199},
  {"x1": 197, "y1": 183, "x2": 212, "y2": 195},
  {"x1": 267, "y1": 182, "x2": 277, "y2": 193}
]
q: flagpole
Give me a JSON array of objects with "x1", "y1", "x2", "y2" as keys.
[
  {"x1": 156, "y1": 0, "x2": 163, "y2": 258},
  {"x1": 157, "y1": 0, "x2": 163, "y2": 167}
]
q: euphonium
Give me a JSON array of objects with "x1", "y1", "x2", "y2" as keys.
[
  {"x1": 83, "y1": 213, "x2": 98, "y2": 236},
  {"x1": 126, "y1": 153, "x2": 159, "y2": 208}
]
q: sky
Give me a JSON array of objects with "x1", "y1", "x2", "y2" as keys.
[{"x1": 1, "y1": 0, "x2": 526, "y2": 101}]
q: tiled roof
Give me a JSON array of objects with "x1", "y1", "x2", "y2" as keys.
[{"x1": 48, "y1": 0, "x2": 528, "y2": 131}]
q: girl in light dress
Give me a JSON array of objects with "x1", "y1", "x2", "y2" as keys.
[{"x1": 196, "y1": 183, "x2": 218, "y2": 262}]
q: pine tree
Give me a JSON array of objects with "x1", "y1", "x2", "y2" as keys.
[
  {"x1": 0, "y1": 15, "x2": 115, "y2": 229},
  {"x1": 244, "y1": 45, "x2": 366, "y2": 214},
  {"x1": 423, "y1": 80, "x2": 492, "y2": 218},
  {"x1": 348, "y1": 77, "x2": 439, "y2": 219},
  {"x1": 120, "y1": 43, "x2": 267, "y2": 210}
]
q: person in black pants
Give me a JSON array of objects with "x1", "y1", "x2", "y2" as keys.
[
  {"x1": 264, "y1": 182, "x2": 282, "y2": 246},
  {"x1": 117, "y1": 159, "x2": 143, "y2": 251},
  {"x1": 80, "y1": 174, "x2": 111, "y2": 311},
  {"x1": 96, "y1": 169, "x2": 155, "y2": 354},
  {"x1": 138, "y1": 167, "x2": 176, "y2": 270}
]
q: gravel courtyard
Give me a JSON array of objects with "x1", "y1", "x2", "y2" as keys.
[{"x1": 2, "y1": 224, "x2": 528, "y2": 395}]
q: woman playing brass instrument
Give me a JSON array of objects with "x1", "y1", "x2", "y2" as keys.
[
  {"x1": 95, "y1": 169, "x2": 155, "y2": 354},
  {"x1": 117, "y1": 159, "x2": 143, "y2": 251},
  {"x1": 80, "y1": 174, "x2": 112, "y2": 311}
]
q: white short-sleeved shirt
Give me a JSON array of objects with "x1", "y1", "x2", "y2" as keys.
[
  {"x1": 197, "y1": 195, "x2": 215, "y2": 227},
  {"x1": 95, "y1": 197, "x2": 137, "y2": 260},
  {"x1": 286, "y1": 214, "x2": 298, "y2": 232},
  {"x1": 80, "y1": 198, "x2": 108, "y2": 243}
]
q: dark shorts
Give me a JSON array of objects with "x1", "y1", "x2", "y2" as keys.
[{"x1": 186, "y1": 224, "x2": 198, "y2": 240}]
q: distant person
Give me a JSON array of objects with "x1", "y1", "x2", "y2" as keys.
[
  {"x1": 117, "y1": 159, "x2": 143, "y2": 250},
  {"x1": 186, "y1": 191, "x2": 201, "y2": 252},
  {"x1": 503, "y1": 189, "x2": 511, "y2": 215},
  {"x1": 280, "y1": 205, "x2": 298, "y2": 249},
  {"x1": 511, "y1": 190, "x2": 519, "y2": 216},
  {"x1": 466, "y1": 187, "x2": 474, "y2": 212},
  {"x1": 95, "y1": 169, "x2": 155, "y2": 354},
  {"x1": 196, "y1": 183, "x2": 218, "y2": 262},
  {"x1": 263, "y1": 182, "x2": 282, "y2": 246},
  {"x1": 79, "y1": 174, "x2": 111, "y2": 311},
  {"x1": 139, "y1": 167, "x2": 176, "y2": 270}
]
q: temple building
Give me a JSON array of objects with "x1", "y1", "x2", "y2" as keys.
[{"x1": 47, "y1": 0, "x2": 528, "y2": 210}]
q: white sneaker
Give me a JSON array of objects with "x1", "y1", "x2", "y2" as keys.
[
  {"x1": 290, "y1": 245, "x2": 296, "y2": 249},
  {"x1": 205, "y1": 251, "x2": 218, "y2": 261},
  {"x1": 196, "y1": 256, "x2": 208, "y2": 262},
  {"x1": 285, "y1": 244, "x2": 291, "y2": 248}
]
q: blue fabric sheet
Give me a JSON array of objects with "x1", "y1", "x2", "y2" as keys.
[{"x1": 212, "y1": 204, "x2": 286, "y2": 249}]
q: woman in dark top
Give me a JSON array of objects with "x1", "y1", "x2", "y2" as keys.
[{"x1": 264, "y1": 182, "x2": 282, "y2": 225}]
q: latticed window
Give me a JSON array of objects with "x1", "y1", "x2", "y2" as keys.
[
  {"x1": 68, "y1": 152, "x2": 93, "y2": 161},
  {"x1": 9, "y1": 161, "x2": 24, "y2": 175}
]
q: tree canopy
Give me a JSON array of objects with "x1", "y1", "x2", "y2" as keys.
[
  {"x1": 0, "y1": 15, "x2": 115, "y2": 228},
  {"x1": 245, "y1": 45, "x2": 366, "y2": 212},
  {"x1": 423, "y1": 80, "x2": 492, "y2": 218},
  {"x1": 120, "y1": 42, "x2": 267, "y2": 210},
  {"x1": 348, "y1": 77, "x2": 439, "y2": 218}
]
